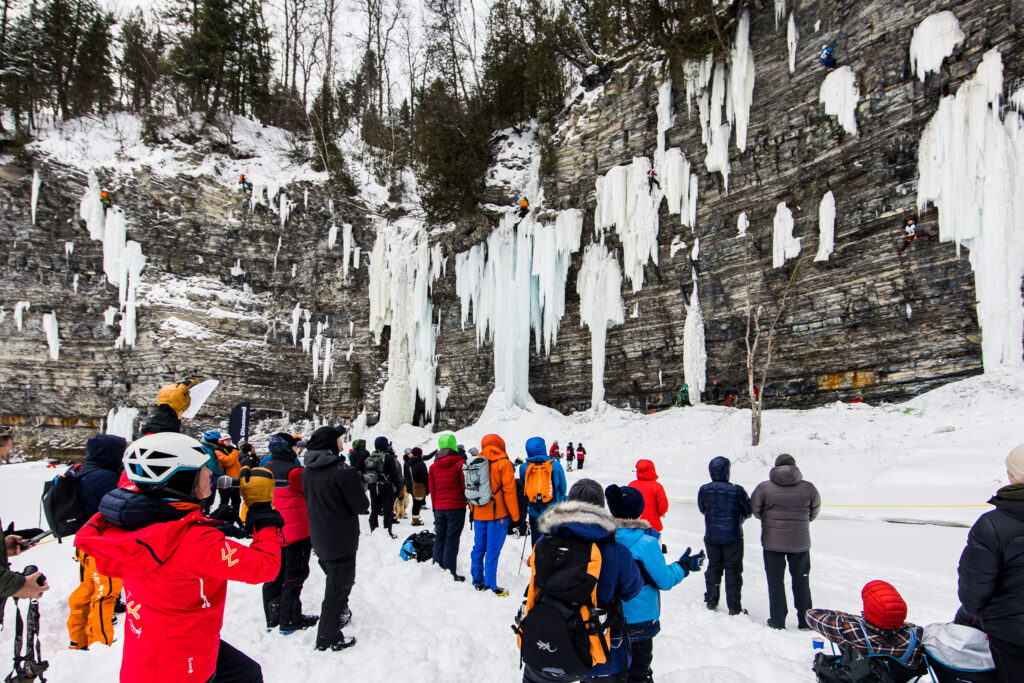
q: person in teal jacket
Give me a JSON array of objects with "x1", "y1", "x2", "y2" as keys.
[
  {"x1": 518, "y1": 436, "x2": 567, "y2": 546},
  {"x1": 606, "y1": 484, "x2": 704, "y2": 683}
]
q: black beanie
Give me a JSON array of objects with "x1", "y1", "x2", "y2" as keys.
[
  {"x1": 307, "y1": 426, "x2": 341, "y2": 454},
  {"x1": 568, "y1": 479, "x2": 605, "y2": 508},
  {"x1": 374, "y1": 436, "x2": 390, "y2": 452},
  {"x1": 605, "y1": 485, "x2": 645, "y2": 519},
  {"x1": 775, "y1": 453, "x2": 796, "y2": 467},
  {"x1": 273, "y1": 432, "x2": 298, "y2": 447}
]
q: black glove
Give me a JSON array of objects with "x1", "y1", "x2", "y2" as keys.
[
  {"x1": 11, "y1": 528, "x2": 45, "y2": 540},
  {"x1": 245, "y1": 502, "x2": 284, "y2": 532},
  {"x1": 676, "y1": 547, "x2": 706, "y2": 574}
]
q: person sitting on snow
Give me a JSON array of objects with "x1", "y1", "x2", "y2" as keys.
[
  {"x1": 820, "y1": 43, "x2": 837, "y2": 69},
  {"x1": 517, "y1": 197, "x2": 529, "y2": 219},
  {"x1": 898, "y1": 218, "x2": 937, "y2": 254},
  {"x1": 647, "y1": 169, "x2": 661, "y2": 195},
  {"x1": 806, "y1": 580, "x2": 926, "y2": 674}
]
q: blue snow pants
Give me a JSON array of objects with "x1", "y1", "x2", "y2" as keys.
[
  {"x1": 432, "y1": 508, "x2": 466, "y2": 575},
  {"x1": 471, "y1": 516, "x2": 509, "y2": 589}
]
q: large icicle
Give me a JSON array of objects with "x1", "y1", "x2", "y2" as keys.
[
  {"x1": 772, "y1": 201, "x2": 801, "y2": 267},
  {"x1": 79, "y1": 174, "x2": 105, "y2": 241},
  {"x1": 13, "y1": 301, "x2": 30, "y2": 331},
  {"x1": 42, "y1": 312, "x2": 60, "y2": 360},
  {"x1": 917, "y1": 48, "x2": 1024, "y2": 369},
  {"x1": 819, "y1": 66, "x2": 860, "y2": 136},
  {"x1": 368, "y1": 221, "x2": 442, "y2": 428},
  {"x1": 342, "y1": 224, "x2": 354, "y2": 278},
  {"x1": 730, "y1": 10, "x2": 755, "y2": 153},
  {"x1": 910, "y1": 11, "x2": 964, "y2": 82},
  {"x1": 787, "y1": 13, "x2": 800, "y2": 73},
  {"x1": 774, "y1": 0, "x2": 786, "y2": 28},
  {"x1": 116, "y1": 241, "x2": 146, "y2": 349},
  {"x1": 30, "y1": 170, "x2": 40, "y2": 225},
  {"x1": 531, "y1": 210, "x2": 583, "y2": 354},
  {"x1": 815, "y1": 191, "x2": 836, "y2": 261},
  {"x1": 106, "y1": 407, "x2": 138, "y2": 441},
  {"x1": 576, "y1": 244, "x2": 624, "y2": 408},
  {"x1": 594, "y1": 158, "x2": 661, "y2": 292},
  {"x1": 656, "y1": 81, "x2": 698, "y2": 227},
  {"x1": 682, "y1": 274, "x2": 706, "y2": 405}
]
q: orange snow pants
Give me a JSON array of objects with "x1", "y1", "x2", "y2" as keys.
[{"x1": 67, "y1": 548, "x2": 122, "y2": 648}]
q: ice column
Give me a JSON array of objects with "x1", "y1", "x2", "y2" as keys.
[
  {"x1": 116, "y1": 242, "x2": 146, "y2": 349},
  {"x1": 576, "y1": 244, "x2": 624, "y2": 408},
  {"x1": 30, "y1": 170, "x2": 40, "y2": 225},
  {"x1": 106, "y1": 407, "x2": 138, "y2": 441},
  {"x1": 815, "y1": 191, "x2": 836, "y2": 261},
  {"x1": 682, "y1": 274, "x2": 706, "y2": 405},
  {"x1": 42, "y1": 312, "x2": 59, "y2": 360},
  {"x1": 917, "y1": 49, "x2": 1024, "y2": 369},
  {"x1": 14, "y1": 301, "x2": 30, "y2": 331},
  {"x1": 594, "y1": 158, "x2": 660, "y2": 292},
  {"x1": 787, "y1": 13, "x2": 799, "y2": 73},
  {"x1": 772, "y1": 201, "x2": 801, "y2": 267}
]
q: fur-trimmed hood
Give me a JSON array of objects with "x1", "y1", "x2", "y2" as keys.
[
  {"x1": 616, "y1": 518, "x2": 652, "y2": 530},
  {"x1": 538, "y1": 500, "x2": 619, "y2": 540}
]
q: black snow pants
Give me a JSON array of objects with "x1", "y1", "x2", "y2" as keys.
[
  {"x1": 704, "y1": 538, "x2": 744, "y2": 612},
  {"x1": 207, "y1": 641, "x2": 262, "y2": 682},
  {"x1": 764, "y1": 549, "x2": 812, "y2": 629},
  {"x1": 262, "y1": 537, "x2": 312, "y2": 630},
  {"x1": 369, "y1": 485, "x2": 395, "y2": 533}
]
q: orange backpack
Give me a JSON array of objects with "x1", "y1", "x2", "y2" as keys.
[{"x1": 524, "y1": 460, "x2": 554, "y2": 504}]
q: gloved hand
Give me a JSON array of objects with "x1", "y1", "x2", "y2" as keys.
[
  {"x1": 238, "y1": 467, "x2": 275, "y2": 508},
  {"x1": 245, "y1": 503, "x2": 284, "y2": 532},
  {"x1": 676, "y1": 547, "x2": 706, "y2": 574},
  {"x1": 157, "y1": 379, "x2": 197, "y2": 417}
]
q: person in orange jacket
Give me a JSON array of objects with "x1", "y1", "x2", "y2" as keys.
[
  {"x1": 468, "y1": 434, "x2": 519, "y2": 596},
  {"x1": 517, "y1": 197, "x2": 529, "y2": 219},
  {"x1": 214, "y1": 439, "x2": 242, "y2": 524},
  {"x1": 630, "y1": 459, "x2": 670, "y2": 538}
]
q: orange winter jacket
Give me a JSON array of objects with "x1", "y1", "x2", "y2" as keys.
[
  {"x1": 215, "y1": 445, "x2": 242, "y2": 478},
  {"x1": 471, "y1": 434, "x2": 520, "y2": 522},
  {"x1": 630, "y1": 459, "x2": 669, "y2": 532}
]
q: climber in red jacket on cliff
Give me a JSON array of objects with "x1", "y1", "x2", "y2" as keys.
[{"x1": 898, "y1": 218, "x2": 936, "y2": 254}]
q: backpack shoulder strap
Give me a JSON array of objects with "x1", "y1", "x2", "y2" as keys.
[
  {"x1": 854, "y1": 618, "x2": 876, "y2": 657},
  {"x1": 895, "y1": 627, "x2": 918, "y2": 665}
]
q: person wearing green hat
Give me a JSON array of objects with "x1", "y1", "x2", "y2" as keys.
[{"x1": 428, "y1": 433, "x2": 468, "y2": 581}]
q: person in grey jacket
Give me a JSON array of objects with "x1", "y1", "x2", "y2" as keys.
[{"x1": 750, "y1": 453, "x2": 821, "y2": 630}]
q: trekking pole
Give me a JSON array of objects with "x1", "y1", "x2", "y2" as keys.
[{"x1": 517, "y1": 532, "x2": 528, "y2": 576}]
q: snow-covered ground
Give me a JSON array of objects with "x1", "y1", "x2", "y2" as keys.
[{"x1": 2, "y1": 370, "x2": 1021, "y2": 681}]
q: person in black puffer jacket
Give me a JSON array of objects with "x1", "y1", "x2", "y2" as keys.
[
  {"x1": 697, "y1": 456, "x2": 751, "y2": 615},
  {"x1": 349, "y1": 439, "x2": 370, "y2": 472},
  {"x1": 303, "y1": 426, "x2": 369, "y2": 652},
  {"x1": 407, "y1": 448, "x2": 429, "y2": 526},
  {"x1": 957, "y1": 444, "x2": 1024, "y2": 682},
  {"x1": 365, "y1": 437, "x2": 403, "y2": 538}
]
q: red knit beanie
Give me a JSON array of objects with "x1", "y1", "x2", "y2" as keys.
[{"x1": 862, "y1": 580, "x2": 907, "y2": 630}]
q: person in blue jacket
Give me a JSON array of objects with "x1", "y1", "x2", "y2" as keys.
[
  {"x1": 523, "y1": 479, "x2": 643, "y2": 683},
  {"x1": 607, "y1": 484, "x2": 703, "y2": 683},
  {"x1": 697, "y1": 456, "x2": 751, "y2": 615},
  {"x1": 518, "y1": 436, "x2": 567, "y2": 545}
]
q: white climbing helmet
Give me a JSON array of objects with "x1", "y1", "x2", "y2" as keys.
[{"x1": 124, "y1": 432, "x2": 210, "y2": 486}]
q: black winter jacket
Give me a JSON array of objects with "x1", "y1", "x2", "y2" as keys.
[
  {"x1": 139, "y1": 404, "x2": 180, "y2": 435},
  {"x1": 697, "y1": 457, "x2": 751, "y2": 542},
  {"x1": 958, "y1": 484, "x2": 1024, "y2": 644},
  {"x1": 79, "y1": 435, "x2": 126, "y2": 519},
  {"x1": 303, "y1": 449, "x2": 370, "y2": 561}
]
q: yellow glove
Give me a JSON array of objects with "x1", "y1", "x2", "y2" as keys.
[
  {"x1": 157, "y1": 379, "x2": 197, "y2": 417},
  {"x1": 238, "y1": 466, "x2": 275, "y2": 508}
]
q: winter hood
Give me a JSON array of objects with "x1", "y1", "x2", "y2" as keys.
[
  {"x1": 709, "y1": 456, "x2": 731, "y2": 482},
  {"x1": 268, "y1": 434, "x2": 298, "y2": 462},
  {"x1": 538, "y1": 500, "x2": 619, "y2": 541},
  {"x1": 304, "y1": 449, "x2": 343, "y2": 470},
  {"x1": 635, "y1": 459, "x2": 659, "y2": 481},
  {"x1": 525, "y1": 437, "x2": 547, "y2": 458},
  {"x1": 434, "y1": 451, "x2": 463, "y2": 471},
  {"x1": 769, "y1": 464, "x2": 804, "y2": 486},
  {"x1": 374, "y1": 436, "x2": 391, "y2": 452},
  {"x1": 480, "y1": 434, "x2": 507, "y2": 462},
  {"x1": 84, "y1": 435, "x2": 127, "y2": 471}
]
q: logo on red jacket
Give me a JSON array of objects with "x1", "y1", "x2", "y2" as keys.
[{"x1": 221, "y1": 543, "x2": 239, "y2": 567}]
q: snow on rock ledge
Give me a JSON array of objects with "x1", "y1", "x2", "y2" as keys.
[
  {"x1": 819, "y1": 66, "x2": 860, "y2": 136},
  {"x1": 576, "y1": 244, "x2": 624, "y2": 408},
  {"x1": 917, "y1": 49, "x2": 1024, "y2": 370},
  {"x1": 910, "y1": 11, "x2": 965, "y2": 82}
]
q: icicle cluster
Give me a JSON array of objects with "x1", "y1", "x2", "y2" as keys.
[
  {"x1": 455, "y1": 211, "x2": 583, "y2": 408},
  {"x1": 918, "y1": 49, "x2": 1024, "y2": 369},
  {"x1": 655, "y1": 81, "x2": 699, "y2": 229},
  {"x1": 594, "y1": 159, "x2": 660, "y2": 292},
  {"x1": 815, "y1": 191, "x2": 836, "y2": 262},
  {"x1": 819, "y1": 66, "x2": 860, "y2": 136},
  {"x1": 369, "y1": 221, "x2": 443, "y2": 427},
  {"x1": 576, "y1": 243, "x2": 624, "y2": 408},
  {"x1": 683, "y1": 274, "x2": 706, "y2": 405},
  {"x1": 106, "y1": 407, "x2": 138, "y2": 441},
  {"x1": 909, "y1": 11, "x2": 964, "y2": 82}
]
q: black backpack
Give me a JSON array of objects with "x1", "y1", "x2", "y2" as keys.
[
  {"x1": 400, "y1": 530, "x2": 435, "y2": 562},
  {"x1": 514, "y1": 535, "x2": 618, "y2": 676},
  {"x1": 363, "y1": 451, "x2": 388, "y2": 487},
  {"x1": 41, "y1": 464, "x2": 94, "y2": 541},
  {"x1": 813, "y1": 648, "x2": 904, "y2": 683}
]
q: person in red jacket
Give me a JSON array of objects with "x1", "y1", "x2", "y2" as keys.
[
  {"x1": 548, "y1": 441, "x2": 560, "y2": 459},
  {"x1": 75, "y1": 432, "x2": 283, "y2": 683},
  {"x1": 630, "y1": 459, "x2": 670, "y2": 538},
  {"x1": 428, "y1": 433, "x2": 467, "y2": 581},
  {"x1": 576, "y1": 443, "x2": 587, "y2": 469}
]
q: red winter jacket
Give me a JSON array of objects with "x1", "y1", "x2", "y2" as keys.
[
  {"x1": 428, "y1": 449, "x2": 467, "y2": 510},
  {"x1": 75, "y1": 508, "x2": 280, "y2": 682},
  {"x1": 576, "y1": 446, "x2": 586, "y2": 461},
  {"x1": 549, "y1": 444, "x2": 561, "y2": 458},
  {"x1": 630, "y1": 460, "x2": 669, "y2": 532}
]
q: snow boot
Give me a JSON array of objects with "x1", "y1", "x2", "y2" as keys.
[
  {"x1": 338, "y1": 608, "x2": 352, "y2": 629},
  {"x1": 316, "y1": 635, "x2": 356, "y2": 652},
  {"x1": 452, "y1": 573, "x2": 466, "y2": 583},
  {"x1": 281, "y1": 614, "x2": 319, "y2": 635},
  {"x1": 492, "y1": 587, "x2": 509, "y2": 597},
  {"x1": 473, "y1": 582, "x2": 486, "y2": 591},
  {"x1": 729, "y1": 608, "x2": 748, "y2": 616}
]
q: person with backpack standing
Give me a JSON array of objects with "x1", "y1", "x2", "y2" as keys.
[
  {"x1": 428, "y1": 434, "x2": 467, "y2": 582},
  {"x1": 67, "y1": 434, "x2": 127, "y2": 650},
  {"x1": 629, "y1": 460, "x2": 669, "y2": 539},
  {"x1": 408, "y1": 447, "x2": 429, "y2": 527},
  {"x1": 261, "y1": 433, "x2": 317, "y2": 635},
  {"x1": 575, "y1": 443, "x2": 587, "y2": 470},
  {"x1": 1, "y1": 428, "x2": 50, "y2": 615},
  {"x1": 349, "y1": 439, "x2": 370, "y2": 471},
  {"x1": 517, "y1": 479, "x2": 643, "y2": 683},
  {"x1": 303, "y1": 426, "x2": 369, "y2": 652},
  {"x1": 606, "y1": 484, "x2": 704, "y2": 683},
  {"x1": 697, "y1": 456, "x2": 751, "y2": 615},
  {"x1": 75, "y1": 432, "x2": 284, "y2": 681},
  {"x1": 212, "y1": 436, "x2": 242, "y2": 524},
  {"x1": 519, "y1": 437, "x2": 568, "y2": 546},
  {"x1": 364, "y1": 436, "x2": 402, "y2": 538},
  {"x1": 466, "y1": 434, "x2": 519, "y2": 596},
  {"x1": 956, "y1": 443, "x2": 1024, "y2": 681},
  {"x1": 750, "y1": 454, "x2": 821, "y2": 630},
  {"x1": 565, "y1": 443, "x2": 575, "y2": 472}
]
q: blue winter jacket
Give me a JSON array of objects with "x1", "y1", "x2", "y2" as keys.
[
  {"x1": 260, "y1": 434, "x2": 301, "y2": 469},
  {"x1": 519, "y1": 437, "x2": 567, "y2": 518},
  {"x1": 617, "y1": 520, "x2": 688, "y2": 625},
  {"x1": 200, "y1": 440, "x2": 226, "y2": 477},
  {"x1": 80, "y1": 435, "x2": 126, "y2": 519},
  {"x1": 697, "y1": 457, "x2": 751, "y2": 542},
  {"x1": 538, "y1": 501, "x2": 643, "y2": 676}
]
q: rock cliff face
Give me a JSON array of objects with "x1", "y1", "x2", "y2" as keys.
[{"x1": 2, "y1": 0, "x2": 1022, "y2": 456}]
